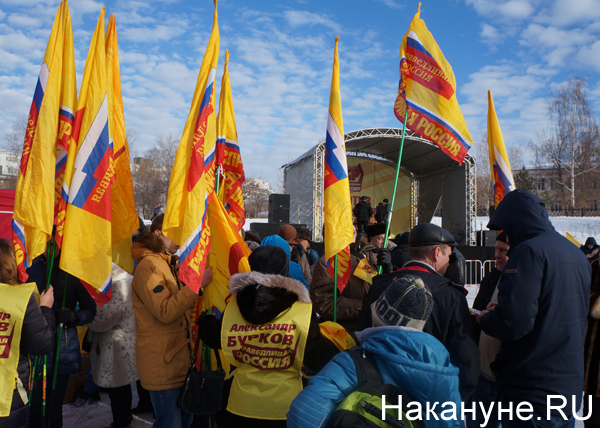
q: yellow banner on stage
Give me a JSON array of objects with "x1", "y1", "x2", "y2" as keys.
[{"x1": 347, "y1": 157, "x2": 411, "y2": 235}]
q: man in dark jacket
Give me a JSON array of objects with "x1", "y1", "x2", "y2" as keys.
[
  {"x1": 582, "y1": 236, "x2": 600, "y2": 262},
  {"x1": 357, "y1": 223, "x2": 480, "y2": 401},
  {"x1": 479, "y1": 189, "x2": 590, "y2": 427},
  {"x1": 353, "y1": 196, "x2": 373, "y2": 235}
]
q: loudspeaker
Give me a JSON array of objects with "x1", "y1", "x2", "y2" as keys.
[
  {"x1": 268, "y1": 194, "x2": 290, "y2": 224},
  {"x1": 268, "y1": 209, "x2": 289, "y2": 224},
  {"x1": 249, "y1": 222, "x2": 307, "y2": 242},
  {"x1": 476, "y1": 231, "x2": 498, "y2": 247},
  {"x1": 269, "y1": 194, "x2": 290, "y2": 210},
  {"x1": 250, "y1": 223, "x2": 281, "y2": 240}
]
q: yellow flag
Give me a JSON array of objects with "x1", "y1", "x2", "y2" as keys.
[
  {"x1": 323, "y1": 36, "x2": 354, "y2": 291},
  {"x1": 488, "y1": 90, "x2": 515, "y2": 208},
  {"x1": 353, "y1": 257, "x2": 377, "y2": 284},
  {"x1": 60, "y1": 8, "x2": 113, "y2": 296},
  {"x1": 163, "y1": 0, "x2": 219, "y2": 292},
  {"x1": 106, "y1": 15, "x2": 138, "y2": 273},
  {"x1": 216, "y1": 50, "x2": 245, "y2": 232},
  {"x1": 393, "y1": 3, "x2": 473, "y2": 164},
  {"x1": 566, "y1": 232, "x2": 580, "y2": 247},
  {"x1": 12, "y1": 0, "x2": 77, "y2": 281},
  {"x1": 204, "y1": 196, "x2": 251, "y2": 315}
]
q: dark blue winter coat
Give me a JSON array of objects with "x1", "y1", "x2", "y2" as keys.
[
  {"x1": 481, "y1": 189, "x2": 590, "y2": 416},
  {"x1": 27, "y1": 255, "x2": 97, "y2": 375},
  {"x1": 287, "y1": 327, "x2": 462, "y2": 428}
]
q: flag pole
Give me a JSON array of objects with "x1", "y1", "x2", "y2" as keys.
[
  {"x1": 42, "y1": 239, "x2": 57, "y2": 424},
  {"x1": 379, "y1": 108, "x2": 408, "y2": 274},
  {"x1": 52, "y1": 275, "x2": 69, "y2": 391},
  {"x1": 333, "y1": 254, "x2": 338, "y2": 323}
]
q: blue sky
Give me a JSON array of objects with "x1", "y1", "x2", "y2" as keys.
[{"x1": 1, "y1": 0, "x2": 600, "y2": 186}]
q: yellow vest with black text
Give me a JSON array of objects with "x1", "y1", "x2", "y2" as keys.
[
  {"x1": 0, "y1": 283, "x2": 35, "y2": 417},
  {"x1": 222, "y1": 297, "x2": 311, "y2": 420}
]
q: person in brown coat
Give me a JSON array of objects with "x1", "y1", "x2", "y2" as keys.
[
  {"x1": 310, "y1": 247, "x2": 371, "y2": 333},
  {"x1": 131, "y1": 214, "x2": 211, "y2": 428}
]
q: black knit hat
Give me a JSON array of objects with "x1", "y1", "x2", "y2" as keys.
[
  {"x1": 371, "y1": 275, "x2": 433, "y2": 330},
  {"x1": 248, "y1": 245, "x2": 289, "y2": 277}
]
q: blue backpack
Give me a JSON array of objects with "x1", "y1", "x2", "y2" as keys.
[{"x1": 328, "y1": 346, "x2": 423, "y2": 428}]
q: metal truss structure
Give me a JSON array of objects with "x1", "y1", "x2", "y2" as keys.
[{"x1": 464, "y1": 154, "x2": 477, "y2": 246}]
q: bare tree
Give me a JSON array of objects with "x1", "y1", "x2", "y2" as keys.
[
  {"x1": 473, "y1": 133, "x2": 493, "y2": 215},
  {"x1": 242, "y1": 177, "x2": 272, "y2": 218},
  {"x1": 132, "y1": 133, "x2": 180, "y2": 219},
  {"x1": 530, "y1": 76, "x2": 600, "y2": 209}
]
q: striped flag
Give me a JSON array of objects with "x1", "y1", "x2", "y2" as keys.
[
  {"x1": 106, "y1": 15, "x2": 138, "y2": 273},
  {"x1": 163, "y1": 0, "x2": 219, "y2": 292},
  {"x1": 393, "y1": 4, "x2": 473, "y2": 165},
  {"x1": 487, "y1": 90, "x2": 515, "y2": 207},
  {"x1": 324, "y1": 37, "x2": 354, "y2": 293},
  {"x1": 60, "y1": 8, "x2": 113, "y2": 299},
  {"x1": 216, "y1": 50, "x2": 245, "y2": 232},
  {"x1": 12, "y1": 0, "x2": 77, "y2": 281}
]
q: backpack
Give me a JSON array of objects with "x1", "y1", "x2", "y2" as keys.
[{"x1": 328, "y1": 346, "x2": 422, "y2": 428}]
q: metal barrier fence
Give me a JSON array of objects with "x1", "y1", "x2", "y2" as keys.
[{"x1": 465, "y1": 260, "x2": 496, "y2": 286}]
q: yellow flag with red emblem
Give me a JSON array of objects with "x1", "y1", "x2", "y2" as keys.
[
  {"x1": 60, "y1": 8, "x2": 113, "y2": 296},
  {"x1": 106, "y1": 15, "x2": 138, "y2": 273},
  {"x1": 163, "y1": 0, "x2": 219, "y2": 292},
  {"x1": 12, "y1": 0, "x2": 77, "y2": 281}
]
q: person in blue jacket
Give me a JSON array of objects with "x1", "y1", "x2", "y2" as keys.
[
  {"x1": 479, "y1": 189, "x2": 590, "y2": 428},
  {"x1": 260, "y1": 234, "x2": 309, "y2": 288},
  {"x1": 288, "y1": 274, "x2": 462, "y2": 428}
]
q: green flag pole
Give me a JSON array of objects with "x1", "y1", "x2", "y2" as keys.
[
  {"x1": 378, "y1": 108, "x2": 409, "y2": 274},
  {"x1": 333, "y1": 254, "x2": 338, "y2": 323},
  {"x1": 42, "y1": 239, "x2": 57, "y2": 424},
  {"x1": 52, "y1": 273, "x2": 68, "y2": 391},
  {"x1": 201, "y1": 166, "x2": 223, "y2": 370}
]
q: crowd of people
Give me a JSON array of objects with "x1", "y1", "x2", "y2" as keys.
[{"x1": 0, "y1": 189, "x2": 596, "y2": 428}]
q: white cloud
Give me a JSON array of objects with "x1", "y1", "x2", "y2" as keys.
[
  {"x1": 374, "y1": 0, "x2": 404, "y2": 9},
  {"x1": 535, "y1": 0, "x2": 600, "y2": 26},
  {"x1": 480, "y1": 23, "x2": 501, "y2": 45},
  {"x1": 282, "y1": 10, "x2": 341, "y2": 33},
  {"x1": 121, "y1": 22, "x2": 188, "y2": 43},
  {"x1": 7, "y1": 13, "x2": 42, "y2": 28},
  {"x1": 465, "y1": 0, "x2": 536, "y2": 20}
]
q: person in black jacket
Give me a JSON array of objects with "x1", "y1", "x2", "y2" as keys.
[
  {"x1": 582, "y1": 237, "x2": 600, "y2": 263},
  {"x1": 0, "y1": 239, "x2": 56, "y2": 428},
  {"x1": 479, "y1": 189, "x2": 590, "y2": 427},
  {"x1": 353, "y1": 196, "x2": 373, "y2": 235},
  {"x1": 27, "y1": 251, "x2": 97, "y2": 428},
  {"x1": 468, "y1": 231, "x2": 509, "y2": 428},
  {"x1": 357, "y1": 223, "x2": 480, "y2": 401}
]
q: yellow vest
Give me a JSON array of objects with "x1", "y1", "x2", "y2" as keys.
[
  {"x1": 0, "y1": 283, "x2": 35, "y2": 417},
  {"x1": 222, "y1": 297, "x2": 311, "y2": 420}
]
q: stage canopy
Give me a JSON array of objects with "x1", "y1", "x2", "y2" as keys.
[{"x1": 283, "y1": 127, "x2": 476, "y2": 245}]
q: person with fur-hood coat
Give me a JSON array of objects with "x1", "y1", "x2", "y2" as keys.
[
  {"x1": 131, "y1": 214, "x2": 211, "y2": 428},
  {"x1": 88, "y1": 264, "x2": 138, "y2": 428},
  {"x1": 197, "y1": 245, "x2": 339, "y2": 428}
]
